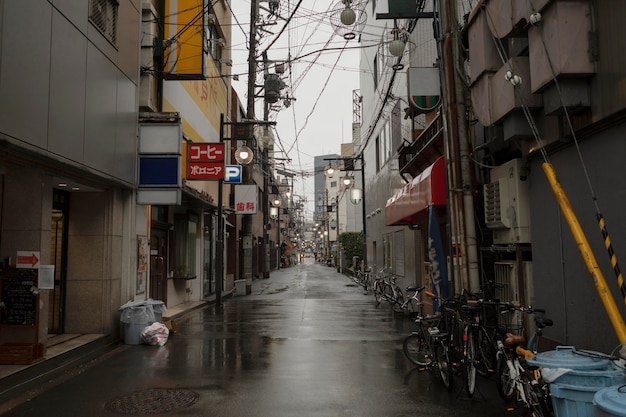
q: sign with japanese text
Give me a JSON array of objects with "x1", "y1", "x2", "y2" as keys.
[
  {"x1": 232, "y1": 123, "x2": 252, "y2": 140},
  {"x1": 187, "y1": 143, "x2": 225, "y2": 180},
  {"x1": 234, "y1": 185, "x2": 258, "y2": 214}
]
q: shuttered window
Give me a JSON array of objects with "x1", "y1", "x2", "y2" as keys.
[{"x1": 89, "y1": 0, "x2": 119, "y2": 45}]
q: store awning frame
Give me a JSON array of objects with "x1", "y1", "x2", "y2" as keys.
[{"x1": 385, "y1": 156, "x2": 446, "y2": 227}]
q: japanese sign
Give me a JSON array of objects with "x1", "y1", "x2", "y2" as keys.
[
  {"x1": 187, "y1": 143, "x2": 225, "y2": 180},
  {"x1": 234, "y1": 184, "x2": 258, "y2": 214}
]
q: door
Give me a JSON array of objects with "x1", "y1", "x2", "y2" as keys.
[
  {"x1": 150, "y1": 228, "x2": 168, "y2": 304},
  {"x1": 49, "y1": 189, "x2": 69, "y2": 334}
]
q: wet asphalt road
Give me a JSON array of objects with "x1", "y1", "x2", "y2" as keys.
[{"x1": 2, "y1": 259, "x2": 520, "y2": 416}]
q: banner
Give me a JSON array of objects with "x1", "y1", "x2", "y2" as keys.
[{"x1": 428, "y1": 205, "x2": 448, "y2": 312}]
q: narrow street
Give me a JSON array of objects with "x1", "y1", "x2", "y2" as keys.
[{"x1": 3, "y1": 260, "x2": 515, "y2": 416}]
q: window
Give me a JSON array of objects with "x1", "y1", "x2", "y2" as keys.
[
  {"x1": 375, "y1": 135, "x2": 381, "y2": 172},
  {"x1": 330, "y1": 181, "x2": 337, "y2": 188},
  {"x1": 205, "y1": 23, "x2": 223, "y2": 69},
  {"x1": 173, "y1": 214, "x2": 198, "y2": 278},
  {"x1": 383, "y1": 233, "x2": 393, "y2": 270},
  {"x1": 373, "y1": 55, "x2": 379, "y2": 90},
  {"x1": 394, "y1": 230, "x2": 405, "y2": 276},
  {"x1": 89, "y1": 0, "x2": 118, "y2": 45}
]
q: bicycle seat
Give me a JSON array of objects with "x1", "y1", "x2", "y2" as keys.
[
  {"x1": 461, "y1": 304, "x2": 482, "y2": 313},
  {"x1": 406, "y1": 285, "x2": 425, "y2": 292},
  {"x1": 535, "y1": 316, "x2": 553, "y2": 329}
]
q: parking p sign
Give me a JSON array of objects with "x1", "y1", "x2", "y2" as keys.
[{"x1": 224, "y1": 165, "x2": 242, "y2": 183}]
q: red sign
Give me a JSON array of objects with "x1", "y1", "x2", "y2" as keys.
[
  {"x1": 187, "y1": 143, "x2": 225, "y2": 180},
  {"x1": 16, "y1": 251, "x2": 40, "y2": 268},
  {"x1": 187, "y1": 162, "x2": 224, "y2": 180},
  {"x1": 187, "y1": 143, "x2": 224, "y2": 162}
]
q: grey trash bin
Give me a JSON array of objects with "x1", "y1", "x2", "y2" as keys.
[{"x1": 119, "y1": 302, "x2": 156, "y2": 345}]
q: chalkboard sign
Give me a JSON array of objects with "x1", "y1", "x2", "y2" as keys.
[{"x1": 0, "y1": 268, "x2": 38, "y2": 326}]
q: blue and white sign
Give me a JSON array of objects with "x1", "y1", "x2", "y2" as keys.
[{"x1": 224, "y1": 165, "x2": 242, "y2": 183}]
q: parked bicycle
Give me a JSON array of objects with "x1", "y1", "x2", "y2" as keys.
[
  {"x1": 492, "y1": 302, "x2": 554, "y2": 417},
  {"x1": 403, "y1": 291, "x2": 454, "y2": 391},
  {"x1": 372, "y1": 268, "x2": 403, "y2": 312},
  {"x1": 459, "y1": 301, "x2": 497, "y2": 397},
  {"x1": 353, "y1": 266, "x2": 371, "y2": 291},
  {"x1": 383, "y1": 274, "x2": 404, "y2": 313},
  {"x1": 397, "y1": 285, "x2": 426, "y2": 316}
]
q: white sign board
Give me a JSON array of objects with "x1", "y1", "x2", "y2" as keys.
[
  {"x1": 234, "y1": 184, "x2": 258, "y2": 214},
  {"x1": 38, "y1": 265, "x2": 55, "y2": 289}
]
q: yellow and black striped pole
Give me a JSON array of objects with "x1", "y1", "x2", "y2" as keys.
[
  {"x1": 598, "y1": 214, "x2": 626, "y2": 305},
  {"x1": 543, "y1": 163, "x2": 626, "y2": 343}
]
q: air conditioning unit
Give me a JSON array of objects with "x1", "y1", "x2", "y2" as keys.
[{"x1": 484, "y1": 158, "x2": 531, "y2": 244}]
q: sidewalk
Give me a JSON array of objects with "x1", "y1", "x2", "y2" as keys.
[
  {"x1": 0, "y1": 266, "x2": 299, "y2": 408},
  {"x1": 0, "y1": 296, "x2": 215, "y2": 405}
]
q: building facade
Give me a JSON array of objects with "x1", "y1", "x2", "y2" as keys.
[
  {"x1": 0, "y1": 1, "x2": 142, "y2": 347},
  {"x1": 359, "y1": 0, "x2": 626, "y2": 354}
]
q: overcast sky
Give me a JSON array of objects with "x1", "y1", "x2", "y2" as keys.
[{"x1": 227, "y1": 1, "x2": 361, "y2": 220}]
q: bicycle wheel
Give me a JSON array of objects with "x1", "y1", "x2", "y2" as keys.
[
  {"x1": 463, "y1": 331, "x2": 477, "y2": 397},
  {"x1": 383, "y1": 283, "x2": 394, "y2": 305},
  {"x1": 392, "y1": 288, "x2": 404, "y2": 313},
  {"x1": 520, "y1": 371, "x2": 550, "y2": 417},
  {"x1": 496, "y1": 352, "x2": 516, "y2": 402},
  {"x1": 435, "y1": 341, "x2": 454, "y2": 391},
  {"x1": 448, "y1": 318, "x2": 464, "y2": 375},
  {"x1": 374, "y1": 281, "x2": 384, "y2": 304},
  {"x1": 475, "y1": 326, "x2": 496, "y2": 377},
  {"x1": 363, "y1": 272, "x2": 371, "y2": 291},
  {"x1": 403, "y1": 332, "x2": 431, "y2": 366}
]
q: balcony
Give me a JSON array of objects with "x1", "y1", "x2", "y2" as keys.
[{"x1": 398, "y1": 112, "x2": 444, "y2": 179}]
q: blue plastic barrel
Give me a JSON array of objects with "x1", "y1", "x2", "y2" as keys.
[
  {"x1": 593, "y1": 384, "x2": 626, "y2": 417},
  {"x1": 527, "y1": 346, "x2": 625, "y2": 417}
]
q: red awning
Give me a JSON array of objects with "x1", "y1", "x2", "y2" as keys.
[{"x1": 385, "y1": 156, "x2": 446, "y2": 226}]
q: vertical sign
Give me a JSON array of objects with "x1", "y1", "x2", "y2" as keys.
[
  {"x1": 234, "y1": 184, "x2": 258, "y2": 214},
  {"x1": 187, "y1": 143, "x2": 225, "y2": 180},
  {"x1": 428, "y1": 206, "x2": 448, "y2": 313}
]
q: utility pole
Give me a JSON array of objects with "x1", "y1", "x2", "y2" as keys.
[
  {"x1": 242, "y1": 0, "x2": 259, "y2": 284},
  {"x1": 437, "y1": 0, "x2": 480, "y2": 293}
]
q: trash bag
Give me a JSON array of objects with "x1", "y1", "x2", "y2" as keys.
[
  {"x1": 141, "y1": 322, "x2": 170, "y2": 346},
  {"x1": 119, "y1": 305, "x2": 155, "y2": 324}
]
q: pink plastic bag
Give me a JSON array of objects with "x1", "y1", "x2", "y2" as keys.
[{"x1": 141, "y1": 322, "x2": 170, "y2": 346}]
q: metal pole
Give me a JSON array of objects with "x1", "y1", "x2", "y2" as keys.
[
  {"x1": 276, "y1": 206, "x2": 280, "y2": 270},
  {"x1": 359, "y1": 156, "x2": 368, "y2": 269},
  {"x1": 241, "y1": 0, "x2": 259, "y2": 284},
  {"x1": 215, "y1": 114, "x2": 225, "y2": 308}
]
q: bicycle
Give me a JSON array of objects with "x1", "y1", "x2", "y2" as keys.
[
  {"x1": 372, "y1": 268, "x2": 389, "y2": 304},
  {"x1": 402, "y1": 297, "x2": 454, "y2": 390},
  {"x1": 397, "y1": 285, "x2": 426, "y2": 316},
  {"x1": 353, "y1": 266, "x2": 371, "y2": 290},
  {"x1": 459, "y1": 302, "x2": 497, "y2": 397},
  {"x1": 493, "y1": 303, "x2": 554, "y2": 417},
  {"x1": 372, "y1": 269, "x2": 403, "y2": 311},
  {"x1": 383, "y1": 274, "x2": 404, "y2": 313}
]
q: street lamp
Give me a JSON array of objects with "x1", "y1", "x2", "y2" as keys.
[
  {"x1": 324, "y1": 155, "x2": 367, "y2": 270},
  {"x1": 217, "y1": 115, "x2": 275, "y2": 305},
  {"x1": 272, "y1": 196, "x2": 281, "y2": 269}
]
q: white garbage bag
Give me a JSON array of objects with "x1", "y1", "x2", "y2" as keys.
[{"x1": 141, "y1": 322, "x2": 170, "y2": 346}]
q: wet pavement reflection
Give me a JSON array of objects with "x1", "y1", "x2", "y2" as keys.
[{"x1": 2, "y1": 259, "x2": 520, "y2": 416}]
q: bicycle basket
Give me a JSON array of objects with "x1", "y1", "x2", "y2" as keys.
[{"x1": 500, "y1": 310, "x2": 523, "y2": 334}]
